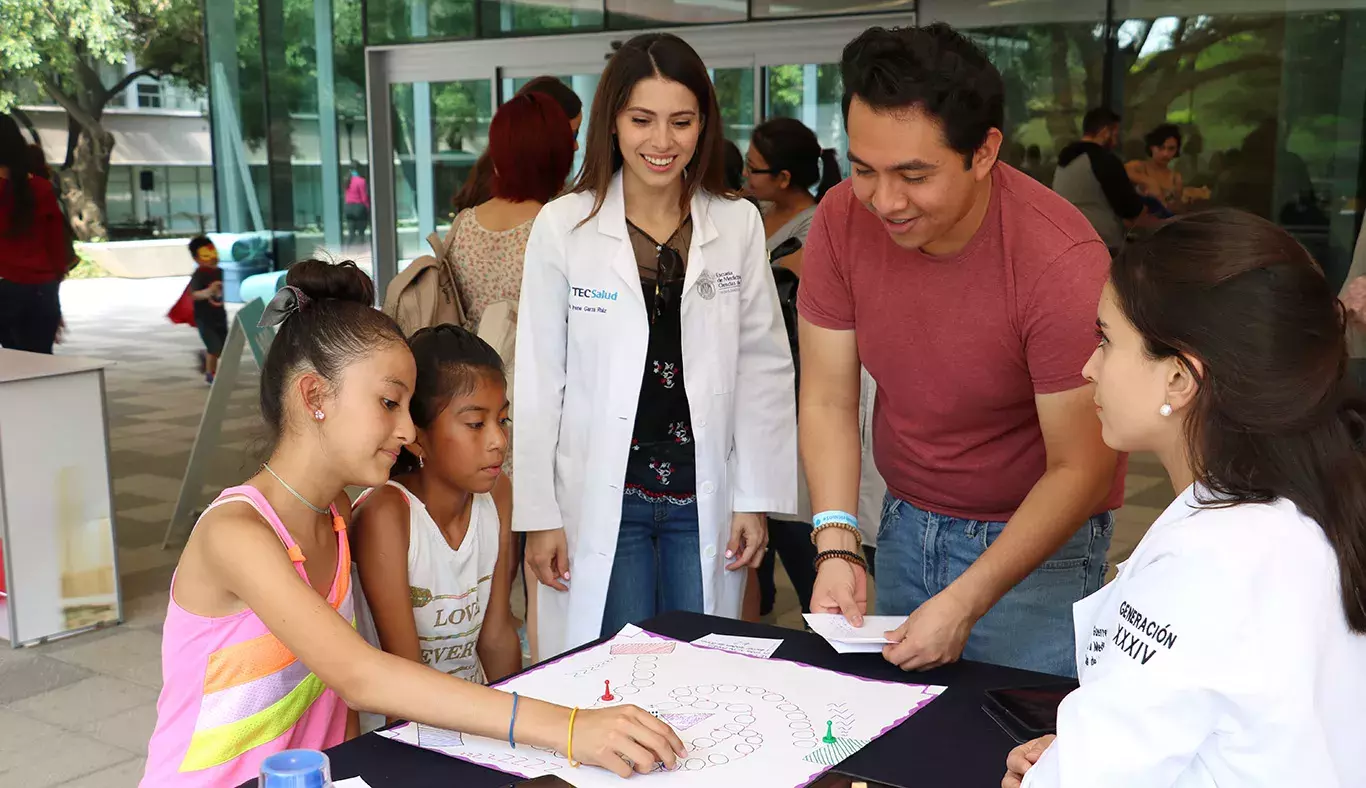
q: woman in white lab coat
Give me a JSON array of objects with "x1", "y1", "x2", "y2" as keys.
[
  {"x1": 1004, "y1": 209, "x2": 1366, "y2": 788},
  {"x1": 514, "y1": 33, "x2": 797, "y2": 660}
]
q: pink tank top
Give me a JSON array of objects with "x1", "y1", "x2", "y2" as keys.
[{"x1": 141, "y1": 485, "x2": 353, "y2": 787}]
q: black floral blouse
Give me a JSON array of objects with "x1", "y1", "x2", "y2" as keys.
[{"x1": 623, "y1": 217, "x2": 696, "y2": 505}]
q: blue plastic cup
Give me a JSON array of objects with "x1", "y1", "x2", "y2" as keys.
[{"x1": 259, "y1": 749, "x2": 331, "y2": 788}]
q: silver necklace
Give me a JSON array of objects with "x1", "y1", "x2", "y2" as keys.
[{"x1": 261, "y1": 463, "x2": 329, "y2": 515}]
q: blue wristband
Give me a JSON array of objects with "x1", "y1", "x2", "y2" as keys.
[
  {"x1": 508, "y1": 691, "x2": 520, "y2": 748},
  {"x1": 812, "y1": 510, "x2": 859, "y2": 529}
]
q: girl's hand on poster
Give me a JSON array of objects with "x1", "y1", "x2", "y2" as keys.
[
  {"x1": 574, "y1": 706, "x2": 687, "y2": 776},
  {"x1": 526, "y1": 528, "x2": 571, "y2": 592},
  {"x1": 1002, "y1": 734, "x2": 1055, "y2": 788},
  {"x1": 725, "y1": 512, "x2": 768, "y2": 570}
]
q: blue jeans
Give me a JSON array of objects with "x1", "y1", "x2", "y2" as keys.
[
  {"x1": 874, "y1": 494, "x2": 1113, "y2": 677},
  {"x1": 600, "y1": 497, "x2": 705, "y2": 637}
]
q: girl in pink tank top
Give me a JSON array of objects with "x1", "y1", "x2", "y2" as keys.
[{"x1": 142, "y1": 261, "x2": 684, "y2": 786}]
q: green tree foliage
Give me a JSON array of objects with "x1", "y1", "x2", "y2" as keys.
[{"x1": 0, "y1": 0, "x2": 204, "y2": 240}]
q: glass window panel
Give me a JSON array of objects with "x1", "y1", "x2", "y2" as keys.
[
  {"x1": 480, "y1": 0, "x2": 603, "y2": 36},
  {"x1": 752, "y1": 0, "x2": 913, "y2": 19},
  {"x1": 391, "y1": 79, "x2": 494, "y2": 264},
  {"x1": 605, "y1": 0, "x2": 743, "y2": 29},
  {"x1": 169, "y1": 167, "x2": 206, "y2": 233},
  {"x1": 1115, "y1": 8, "x2": 1366, "y2": 290},
  {"x1": 764, "y1": 63, "x2": 848, "y2": 175},
  {"x1": 197, "y1": 168, "x2": 217, "y2": 231},
  {"x1": 368, "y1": 0, "x2": 474, "y2": 44},
  {"x1": 105, "y1": 167, "x2": 135, "y2": 227},
  {"x1": 138, "y1": 167, "x2": 170, "y2": 232},
  {"x1": 920, "y1": 0, "x2": 1106, "y2": 27},
  {"x1": 711, "y1": 67, "x2": 755, "y2": 150}
]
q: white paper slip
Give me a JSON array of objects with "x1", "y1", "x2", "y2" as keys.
[
  {"x1": 803, "y1": 613, "x2": 905, "y2": 644},
  {"x1": 335, "y1": 778, "x2": 374, "y2": 788},
  {"x1": 692, "y1": 633, "x2": 784, "y2": 658},
  {"x1": 831, "y1": 639, "x2": 886, "y2": 654}
]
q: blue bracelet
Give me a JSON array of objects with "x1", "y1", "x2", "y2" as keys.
[
  {"x1": 812, "y1": 510, "x2": 859, "y2": 529},
  {"x1": 508, "y1": 691, "x2": 520, "y2": 748}
]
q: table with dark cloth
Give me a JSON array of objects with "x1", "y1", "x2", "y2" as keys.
[{"x1": 251, "y1": 611, "x2": 1066, "y2": 788}]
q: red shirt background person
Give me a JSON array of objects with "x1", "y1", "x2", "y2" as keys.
[
  {"x1": 0, "y1": 112, "x2": 68, "y2": 354},
  {"x1": 800, "y1": 24, "x2": 1122, "y2": 678}
]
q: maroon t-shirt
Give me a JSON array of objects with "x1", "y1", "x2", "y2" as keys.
[{"x1": 798, "y1": 164, "x2": 1125, "y2": 522}]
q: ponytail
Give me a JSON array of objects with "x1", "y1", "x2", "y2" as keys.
[{"x1": 815, "y1": 148, "x2": 843, "y2": 202}]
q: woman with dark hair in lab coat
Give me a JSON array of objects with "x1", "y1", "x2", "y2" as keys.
[
  {"x1": 514, "y1": 33, "x2": 797, "y2": 660},
  {"x1": 1005, "y1": 209, "x2": 1366, "y2": 788}
]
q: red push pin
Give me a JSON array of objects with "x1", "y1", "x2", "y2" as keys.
[{"x1": 601, "y1": 680, "x2": 615, "y2": 701}]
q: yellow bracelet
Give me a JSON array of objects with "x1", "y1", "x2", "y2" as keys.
[{"x1": 567, "y1": 706, "x2": 581, "y2": 767}]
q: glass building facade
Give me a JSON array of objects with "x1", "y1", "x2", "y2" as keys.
[{"x1": 206, "y1": 0, "x2": 1366, "y2": 295}]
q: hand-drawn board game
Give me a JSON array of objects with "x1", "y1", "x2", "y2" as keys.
[{"x1": 379, "y1": 625, "x2": 946, "y2": 787}]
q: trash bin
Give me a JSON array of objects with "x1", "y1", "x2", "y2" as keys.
[{"x1": 209, "y1": 232, "x2": 271, "y2": 303}]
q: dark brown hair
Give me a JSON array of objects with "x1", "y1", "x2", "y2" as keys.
[
  {"x1": 259, "y1": 260, "x2": 407, "y2": 447},
  {"x1": 391, "y1": 324, "x2": 505, "y2": 476},
  {"x1": 572, "y1": 33, "x2": 732, "y2": 224},
  {"x1": 750, "y1": 117, "x2": 843, "y2": 202},
  {"x1": 1111, "y1": 209, "x2": 1366, "y2": 632},
  {"x1": 451, "y1": 77, "x2": 583, "y2": 214}
]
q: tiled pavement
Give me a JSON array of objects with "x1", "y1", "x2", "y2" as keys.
[{"x1": 0, "y1": 276, "x2": 1173, "y2": 787}]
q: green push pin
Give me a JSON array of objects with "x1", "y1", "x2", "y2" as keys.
[{"x1": 822, "y1": 720, "x2": 837, "y2": 745}]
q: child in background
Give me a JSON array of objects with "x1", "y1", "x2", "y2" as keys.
[
  {"x1": 187, "y1": 236, "x2": 227, "y2": 383},
  {"x1": 141, "y1": 260, "x2": 683, "y2": 787},
  {"x1": 353, "y1": 325, "x2": 520, "y2": 692}
]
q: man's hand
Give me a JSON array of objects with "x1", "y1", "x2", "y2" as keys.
[
  {"x1": 1002, "y1": 734, "x2": 1055, "y2": 788},
  {"x1": 725, "y1": 513, "x2": 768, "y2": 570},
  {"x1": 882, "y1": 587, "x2": 977, "y2": 671},
  {"x1": 810, "y1": 558, "x2": 867, "y2": 626}
]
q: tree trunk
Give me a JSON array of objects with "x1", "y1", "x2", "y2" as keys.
[
  {"x1": 59, "y1": 125, "x2": 116, "y2": 241},
  {"x1": 1045, "y1": 28, "x2": 1079, "y2": 145}
]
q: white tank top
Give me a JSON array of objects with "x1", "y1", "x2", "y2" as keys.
[{"x1": 355, "y1": 480, "x2": 500, "y2": 683}]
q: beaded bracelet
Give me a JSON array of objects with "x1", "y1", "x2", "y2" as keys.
[
  {"x1": 810, "y1": 521, "x2": 863, "y2": 549},
  {"x1": 814, "y1": 548, "x2": 868, "y2": 572}
]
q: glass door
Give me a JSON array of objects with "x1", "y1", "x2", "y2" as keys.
[{"x1": 364, "y1": 11, "x2": 915, "y2": 299}]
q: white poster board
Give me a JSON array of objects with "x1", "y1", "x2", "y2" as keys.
[{"x1": 380, "y1": 625, "x2": 945, "y2": 787}]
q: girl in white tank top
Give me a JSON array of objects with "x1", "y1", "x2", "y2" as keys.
[{"x1": 352, "y1": 326, "x2": 520, "y2": 712}]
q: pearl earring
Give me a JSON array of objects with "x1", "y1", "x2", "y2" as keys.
[
  {"x1": 314, "y1": 409, "x2": 325, "y2": 421},
  {"x1": 418, "y1": 455, "x2": 425, "y2": 469},
  {"x1": 1159, "y1": 403, "x2": 1173, "y2": 417}
]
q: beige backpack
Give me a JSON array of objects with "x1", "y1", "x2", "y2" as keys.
[
  {"x1": 478, "y1": 298, "x2": 518, "y2": 477},
  {"x1": 381, "y1": 216, "x2": 468, "y2": 337}
]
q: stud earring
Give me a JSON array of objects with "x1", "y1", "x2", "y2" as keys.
[
  {"x1": 314, "y1": 409, "x2": 325, "y2": 421},
  {"x1": 1159, "y1": 403, "x2": 1173, "y2": 417}
]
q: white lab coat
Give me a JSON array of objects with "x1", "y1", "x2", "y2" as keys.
[
  {"x1": 513, "y1": 172, "x2": 798, "y2": 659},
  {"x1": 1023, "y1": 484, "x2": 1366, "y2": 788}
]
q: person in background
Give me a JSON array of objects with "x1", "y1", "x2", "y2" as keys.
[
  {"x1": 1053, "y1": 108, "x2": 1148, "y2": 256},
  {"x1": 1005, "y1": 210, "x2": 1366, "y2": 788},
  {"x1": 516, "y1": 33, "x2": 797, "y2": 659},
  {"x1": 352, "y1": 326, "x2": 519, "y2": 716},
  {"x1": 452, "y1": 77, "x2": 584, "y2": 215},
  {"x1": 1126, "y1": 124, "x2": 1207, "y2": 216},
  {"x1": 722, "y1": 139, "x2": 746, "y2": 194},
  {"x1": 140, "y1": 260, "x2": 685, "y2": 786},
  {"x1": 1021, "y1": 144, "x2": 1048, "y2": 183},
  {"x1": 801, "y1": 24, "x2": 1121, "y2": 677},
  {"x1": 738, "y1": 116, "x2": 844, "y2": 619},
  {"x1": 343, "y1": 166, "x2": 370, "y2": 246},
  {"x1": 745, "y1": 117, "x2": 842, "y2": 277},
  {"x1": 187, "y1": 236, "x2": 227, "y2": 384},
  {"x1": 1338, "y1": 219, "x2": 1366, "y2": 390},
  {"x1": 0, "y1": 112, "x2": 68, "y2": 354},
  {"x1": 448, "y1": 92, "x2": 574, "y2": 332}
]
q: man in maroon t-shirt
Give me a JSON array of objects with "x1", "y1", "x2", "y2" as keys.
[{"x1": 801, "y1": 23, "x2": 1123, "y2": 677}]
